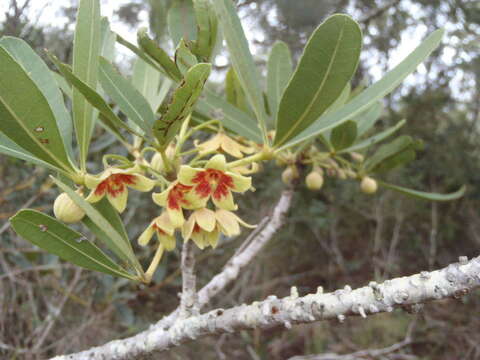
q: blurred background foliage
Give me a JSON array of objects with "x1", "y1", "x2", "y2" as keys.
[{"x1": 0, "y1": 0, "x2": 479, "y2": 359}]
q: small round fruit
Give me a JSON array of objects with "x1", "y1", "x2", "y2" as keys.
[
  {"x1": 360, "y1": 177, "x2": 378, "y2": 194},
  {"x1": 306, "y1": 171, "x2": 324, "y2": 191},
  {"x1": 282, "y1": 166, "x2": 298, "y2": 185},
  {"x1": 53, "y1": 192, "x2": 86, "y2": 223}
]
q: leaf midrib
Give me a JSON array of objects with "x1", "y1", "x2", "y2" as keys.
[{"x1": 276, "y1": 17, "x2": 347, "y2": 146}]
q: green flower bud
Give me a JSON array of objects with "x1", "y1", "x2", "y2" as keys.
[
  {"x1": 281, "y1": 166, "x2": 299, "y2": 185},
  {"x1": 306, "y1": 171, "x2": 324, "y2": 191},
  {"x1": 360, "y1": 176, "x2": 378, "y2": 194},
  {"x1": 53, "y1": 192, "x2": 86, "y2": 223},
  {"x1": 350, "y1": 152, "x2": 364, "y2": 163},
  {"x1": 151, "y1": 145, "x2": 180, "y2": 174}
]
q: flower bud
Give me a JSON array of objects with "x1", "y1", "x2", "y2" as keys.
[
  {"x1": 360, "y1": 176, "x2": 378, "y2": 194},
  {"x1": 281, "y1": 166, "x2": 299, "y2": 185},
  {"x1": 53, "y1": 192, "x2": 86, "y2": 223},
  {"x1": 336, "y1": 169, "x2": 347, "y2": 180},
  {"x1": 151, "y1": 145, "x2": 180, "y2": 174},
  {"x1": 306, "y1": 171, "x2": 324, "y2": 191},
  {"x1": 350, "y1": 152, "x2": 364, "y2": 163}
]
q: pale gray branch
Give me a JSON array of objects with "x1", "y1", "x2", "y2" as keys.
[
  {"x1": 51, "y1": 255, "x2": 480, "y2": 360},
  {"x1": 179, "y1": 241, "x2": 198, "y2": 319}
]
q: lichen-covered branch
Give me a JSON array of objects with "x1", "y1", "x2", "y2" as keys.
[
  {"x1": 179, "y1": 241, "x2": 198, "y2": 319},
  {"x1": 51, "y1": 255, "x2": 480, "y2": 360}
]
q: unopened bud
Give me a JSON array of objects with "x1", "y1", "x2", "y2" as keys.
[
  {"x1": 306, "y1": 171, "x2": 324, "y2": 191},
  {"x1": 346, "y1": 169, "x2": 357, "y2": 179},
  {"x1": 350, "y1": 152, "x2": 364, "y2": 163},
  {"x1": 151, "y1": 145, "x2": 180, "y2": 174},
  {"x1": 53, "y1": 192, "x2": 86, "y2": 223},
  {"x1": 336, "y1": 169, "x2": 347, "y2": 180},
  {"x1": 282, "y1": 166, "x2": 299, "y2": 185},
  {"x1": 360, "y1": 176, "x2": 378, "y2": 194}
]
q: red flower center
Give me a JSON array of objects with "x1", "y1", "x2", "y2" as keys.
[
  {"x1": 168, "y1": 183, "x2": 193, "y2": 210},
  {"x1": 95, "y1": 174, "x2": 137, "y2": 197},
  {"x1": 193, "y1": 223, "x2": 201, "y2": 233},
  {"x1": 153, "y1": 223, "x2": 167, "y2": 235},
  {"x1": 192, "y1": 169, "x2": 234, "y2": 200}
]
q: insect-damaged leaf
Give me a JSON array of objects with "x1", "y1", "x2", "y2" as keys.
[{"x1": 153, "y1": 63, "x2": 211, "y2": 147}]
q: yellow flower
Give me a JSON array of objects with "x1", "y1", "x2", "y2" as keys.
[
  {"x1": 85, "y1": 167, "x2": 155, "y2": 213},
  {"x1": 178, "y1": 154, "x2": 252, "y2": 211},
  {"x1": 138, "y1": 212, "x2": 177, "y2": 251},
  {"x1": 197, "y1": 132, "x2": 254, "y2": 158},
  {"x1": 182, "y1": 208, "x2": 255, "y2": 249}
]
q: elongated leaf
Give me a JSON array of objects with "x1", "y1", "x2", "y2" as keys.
[
  {"x1": 0, "y1": 37, "x2": 74, "y2": 159},
  {"x1": 138, "y1": 28, "x2": 182, "y2": 81},
  {"x1": 154, "y1": 63, "x2": 211, "y2": 146},
  {"x1": 331, "y1": 120, "x2": 357, "y2": 151},
  {"x1": 0, "y1": 48, "x2": 74, "y2": 172},
  {"x1": 371, "y1": 148, "x2": 416, "y2": 173},
  {"x1": 175, "y1": 40, "x2": 198, "y2": 75},
  {"x1": 132, "y1": 58, "x2": 164, "y2": 112},
  {"x1": 52, "y1": 71, "x2": 73, "y2": 99},
  {"x1": 0, "y1": 133, "x2": 61, "y2": 172},
  {"x1": 51, "y1": 177, "x2": 143, "y2": 274},
  {"x1": 99, "y1": 57, "x2": 155, "y2": 133},
  {"x1": 72, "y1": 0, "x2": 101, "y2": 170},
  {"x1": 213, "y1": 0, "x2": 269, "y2": 138},
  {"x1": 274, "y1": 15, "x2": 362, "y2": 146},
  {"x1": 322, "y1": 83, "x2": 351, "y2": 141},
  {"x1": 365, "y1": 135, "x2": 413, "y2": 171},
  {"x1": 356, "y1": 101, "x2": 383, "y2": 136},
  {"x1": 10, "y1": 210, "x2": 136, "y2": 280},
  {"x1": 51, "y1": 57, "x2": 133, "y2": 142},
  {"x1": 168, "y1": 0, "x2": 197, "y2": 46},
  {"x1": 226, "y1": 67, "x2": 249, "y2": 113},
  {"x1": 378, "y1": 181, "x2": 466, "y2": 202},
  {"x1": 192, "y1": 0, "x2": 218, "y2": 60},
  {"x1": 267, "y1": 41, "x2": 293, "y2": 122},
  {"x1": 118, "y1": 32, "x2": 260, "y2": 141},
  {"x1": 100, "y1": 17, "x2": 116, "y2": 62},
  {"x1": 281, "y1": 29, "x2": 445, "y2": 150},
  {"x1": 339, "y1": 119, "x2": 406, "y2": 154}
]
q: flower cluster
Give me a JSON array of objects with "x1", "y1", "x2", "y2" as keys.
[{"x1": 139, "y1": 154, "x2": 255, "y2": 251}]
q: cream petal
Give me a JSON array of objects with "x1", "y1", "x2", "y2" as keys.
[
  {"x1": 152, "y1": 189, "x2": 169, "y2": 207},
  {"x1": 167, "y1": 206, "x2": 185, "y2": 227},
  {"x1": 138, "y1": 224, "x2": 155, "y2": 246},
  {"x1": 181, "y1": 214, "x2": 196, "y2": 241},
  {"x1": 190, "y1": 231, "x2": 206, "y2": 249},
  {"x1": 194, "y1": 208, "x2": 216, "y2": 232},
  {"x1": 107, "y1": 188, "x2": 128, "y2": 213},
  {"x1": 205, "y1": 154, "x2": 227, "y2": 171},
  {"x1": 183, "y1": 191, "x2": 209, "y2": 209},
  {"x1": 85, "y1": 174, "x2": 104, "y2": 189},
  {"x1": 221, "y1": 136, "x2": 244, "y2": 158},
  {"x1": 212, "y1": 190, "x2": 237, "y2": 211},
  {"x1": 178, "y1": 165, "x2": 202, "y2": 185},
  {"x1": 158, "y1": 233, "x2": 176, "y2": 251},
  {"x1": 129, "y1": 174, "x2": 155, "y2": 192},
  {"x1": 215, "y1": 209, "x2": 240, "y2": 237},
  {"x1": 207, "y1": 228, "x2": 220, "y2": 248},
  {"x1": 228, "y1": 172, "x2": 252, "y2": 193},
  {"x1": 85, "y1": 189, "x2": 105, "y2": 203},
  {"x1": 155, "y1": 213, "x2": 175, "y2": 235}
]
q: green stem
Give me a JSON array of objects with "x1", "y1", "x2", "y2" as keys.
[
  {"x1": 226, "y1": 151, "x2": 269, "y2": 169},
  {"x1": 144, "y1": 243, "x2": 165, "y2": 284}
]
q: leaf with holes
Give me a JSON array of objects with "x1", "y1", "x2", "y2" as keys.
[
  {"x1": 192, "y1": 0, "x2": 219, "y2": 60},
  {"x1": 175, "y1": 40, "x2": 198, "y2": 75},
  {"x1": 274, "y1": 14, "x2": 362, "y2": 146},
  {"x1": 10, "y1": 210, "x2": 137, "y2": 280},
  {"x1": 0, "y1": 48, "x2": 74, "y2": 173},
  {"x1": 153, "y1": 63, "x2": 211, "y2": 147}
]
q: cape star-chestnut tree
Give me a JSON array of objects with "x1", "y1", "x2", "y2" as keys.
[{"x1": 0, "y1": 0, "x2": 471, "y2": 358}]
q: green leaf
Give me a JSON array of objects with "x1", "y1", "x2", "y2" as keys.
[
  {"x1": 10, "y1": 210, "x2": 136, "y2": 280},
  {"x1": 267, "y1": 41, "x2": 293, "y2": 124},
  {"x1": 138, "y1": 28, "x2": 182, "y2": 81},
  {"x1": 0, "y1": 37, "x2": 74, "y2": 159},
  {"x1": 51, "y1": 177, "x2": 143, "y2": 274},
  {"x1": 52, "y1": 71, "x2": 73, "y2": 99},
  {"x1": 365, "y1": 135, "x2": 413, "y2": 172},
  {"x1": 167, "y1": 0, "x2": 197, "y2": 47},
  {"x1": 378, "y1": 182, "x2": 466, "y2": 202},
  {"x1": 50, "y1": 56, "x2": 133, "y2": 142},
  {"x1": 371, "y1": 148, "x2": 416, "y2": 173},
  {"x1": 132, "y1": 58, "x2": 170, "y2": 113},
  {"x1": 153, "y1": 63, "x2": 211, "y2": 146},
  {"x1": 356, "y1": 101, "x2": 383, "y2": 137},
  {"x1": 212, "y1": 0, "x2": 269, "y2": 139},
  {"x1": 281, "y1": 29, "x2": 445, "y2": 150},
  {"x1": 100, "y1": 17, "x2": 117, "y2": 62},
  {"x1": 0, "y1": 133, "x2": 61, "y2": 172},
  {"x1": 99, "y1": 57, "x2": 155, "y2": 134},
  {"x1": 192, "y1": 0, "x2": 219, "y2": 60},
  {"x1": 72, "y1": 0, "x2": 102, "y2": 170},
  {"x1": 323, "y1": 83, "x2": 351, "y2": 140},
  {"x1": 0, "y1": 48, "x2": 74, "y2": 173},
  {"x1": 226, "y1": 67, "x2": 249, "y2": 114},
  {"x1": 175, "y1": 39, "x2": 198, "y2": 75},
  {"x1": 117, "y1": 34, "x2": 163, "y2": 73},
  {"x1": 274, "y1": 14, "x2": 362, "y2": 146},
  {"x1": 339, "y1": 119, "x2": 406, "y2": 154},
  {"x1": 331, "y1": 120, "x2": 357, "y2": 151}
]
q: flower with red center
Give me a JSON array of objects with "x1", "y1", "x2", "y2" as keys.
[
  {"x1": 178, "y1": 154, "x2": 252, "y2": 210},
  {"x1": 196, "y1": 132, "x2": 254, "y2": 158},
  {"x1": 182, "y1": 208, "x2": 256, "y2": 249},
  {"x1": 137, "y1": 212, "x2": 176, "y2": 251},
  {"x1": 85, "y1": 167, "x2": 155, "y2": 213},
  {"x1": 152, "y1": 181, "x2": 207, "y2": 227}
]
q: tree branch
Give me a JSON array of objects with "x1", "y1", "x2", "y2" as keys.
[
  {"x1": 179, "y1": 241, "x2": 198, "y2": 319},
  {"x1": 51, "y1": 254, "x2": 480, "y2": 360}
]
